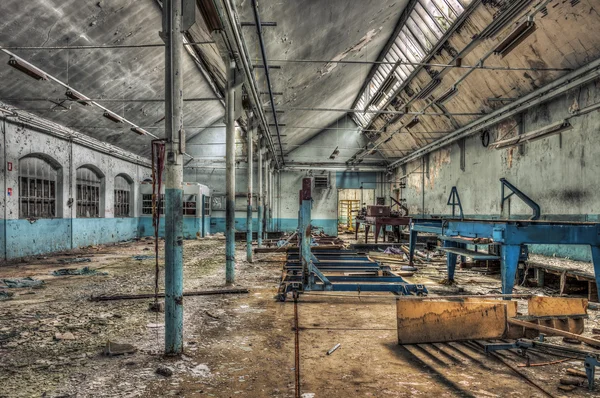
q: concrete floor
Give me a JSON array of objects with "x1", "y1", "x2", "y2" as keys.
[{"x1": 0, "y1": 238, "x2": 599, "y2": 397}]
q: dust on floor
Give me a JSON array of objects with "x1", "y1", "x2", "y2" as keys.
[{"x1": 1, "y1": 238, "x2": 599, "y2": 397}]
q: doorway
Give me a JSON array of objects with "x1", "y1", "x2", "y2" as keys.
[{"x1": 337, "y1": 188, "x2": 375, "y2": 234}]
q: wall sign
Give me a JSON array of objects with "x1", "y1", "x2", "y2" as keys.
[
  {"x1": 7, "y1": 188, "x2": 12, "y2": 196},
  {"x1": 7, "y1": 162, "x2": 12, "y2": 171}
]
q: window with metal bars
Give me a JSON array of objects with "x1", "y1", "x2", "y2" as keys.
[
  {"x1": 114, "y1": 175, "x2": 132, "y2": 217},
  {"x1": 76, "y1": 167, "x2": 102, "y2": 218},
  {"x1": 183, "y1": 195, "x2": 197, "y2": 216},
  {"x1": 19, "y1": 156, "x2": 58, "y2": 218},
  {"x1": 142, "y1": 194, "x2": 164, "y2": 215},
  {"x1": 203, "y1": 196, "x2": 211, "y2": 216}
]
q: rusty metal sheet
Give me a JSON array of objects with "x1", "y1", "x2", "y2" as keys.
[
  {"x1": 528, "y1": 297, "x2": 588, "y2": 317},
  {"x1": 396, "y1": 300, "x2": 508, "y2": 344}
]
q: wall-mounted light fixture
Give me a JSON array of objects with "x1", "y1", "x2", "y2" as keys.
[
  {"x1": 8, "y1": 57, "x2": 47, "y2": 80},
  {"x1": 405, "y1": 117, "x2": 420, "y2": 129},
  {"x1": 436, "y1": 86, "x2": 458, "y2": 104},
  {"x1": 416, "y1": 78, "x2": 441, "y2": 99},
  {"x1": 329, "y1": 146, "x2": 340, "y2": 159},
  {"x1": 131, "y1": 127, "x2": 147, "y2": 136},
  {"x1": 493, "y1": 119, "x2": 572, "y2": 149}
]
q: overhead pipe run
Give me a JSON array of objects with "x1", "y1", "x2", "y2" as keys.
[{"x1": 250, "y1": 0, "x2": 285, "y2": 165}]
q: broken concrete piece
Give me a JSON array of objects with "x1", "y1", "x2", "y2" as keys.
[
  {"x1": 54, "y1": 332, "x2": 75, "y2": 341},
  {"x1": 156, "y1": 366, "x2": 173, "y2": 377},
  {"x1": 103, "y1": 341, "x2": 137, "y2": 356}
]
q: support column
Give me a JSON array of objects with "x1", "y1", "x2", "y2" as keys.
[
  {"x1": 444, "y1": 240, "x2": 458, "y2": 283},
  {"x1": 263, "y1": 154, "x2": 270, "y2": 236},
  {"x1": 164, "y1": 0, "x2": 184, "y2": 355},
  {"x1": 590, "y1": 246, "x2": 600, "y2": 301},
  {"x1": 246, "y1": 118, "x2": 254, "y2": 263},
  {"x1": 257, "y1": 138, "x2": 264, "y2": 247},
  {"x1": 501, "y1": 245, "x2": 521, "y2": 298},
  {"x1": 225, "y1": 57, "x2": 236, "y2": 284},
  {"x1": 270, "y1": 166, "x2": 275, "y2": 231}
]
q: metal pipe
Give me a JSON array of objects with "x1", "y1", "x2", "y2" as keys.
[
  {"x1": 254, "y1": 58, "x2": 571, "y2": 72},
  {"x1": 0, "y1": 97, "x2": 220, "y2": 103},
  {"x1": 163, "y1": 0, "x2": 184, "y2": 356},
  {"x1": 246, "y1": 117, "x2": 254, "y2": 263},
  {"x1": 0, "y1": 42, "x2": 215, "y2": 50},
  {"x1": 263, "y1": 153, "x2": 270, "y2": 235},
  {"x1": 257, "y1": 137, "x2": 264, "y2": 247},
  {"x1": 274, "y1": 107, "x2": 485, "y2": 116},
  {"x1": 269, "y1": 163, "x2": 274, "y2": 231},
  {"x1": 250, "y1": 0, "x2": 284, "y2": 165},
  {"x1": 225, "y1": 57, "x2": 236, "y2": 284},
  {"x1": 219, "y1": 0, "x2": 279, "y2": 169}
]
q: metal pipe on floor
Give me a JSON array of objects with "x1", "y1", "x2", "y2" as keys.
[
  {"x1": 225, "y1": 57, "x2": 236, "y2": 284},
  {"x1": 246, "y1": 116, "x2": 254, "y2": 263},
  {"x1": 257, "y1": 136, "x2": 264, "y2": 247},
  {"x1": 163, "y1": 0, "x2": 184, "y2": 355}
]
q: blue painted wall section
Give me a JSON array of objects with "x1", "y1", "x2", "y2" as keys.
[
  {"x1": 210, "y1": 217, "x2": 260, "y2": 234},
  {"x1": 138, "y1": 217, "x2": 202, "y2": 239},
  {"x1": 72, "y1": 218, "x2": 138, "y2": 248},
  {"x1": 276, "y1": 218, "x2": 337, "y2": 237},
  {"x1": 336, "y1": 171, "x2": 377, "y2": 189},
  {"x1": 5, "y1": 219, "x2": 72, "y2": 258}
]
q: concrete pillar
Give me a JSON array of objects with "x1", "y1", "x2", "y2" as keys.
[
  {"x1": 246, "y1": 118, "x2": 254, "y2": 263},
  {"x1": 225, "y1": 57, "x2": 236, "y2": 284},
  {"x1": 163, "y1": 0, "x2": 184, "y2": 355},
  {"x1": 263, "y1": 153, "x2": 270, "y2": 236},
  {"x1": 257, "y1": 137, "x2": 263, "y2": 247}
]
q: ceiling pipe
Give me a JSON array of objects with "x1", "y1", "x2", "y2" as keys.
[
  {"x1": 217, "y1": 0, "x2": 280, "y2": 169},
  {"x1": 250, "y1": 0, "x2": 284, "y2": 165}
]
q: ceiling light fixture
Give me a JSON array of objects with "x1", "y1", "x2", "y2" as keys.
[
  {"x1": 405, "y1": 117, "x2": 420, "y2": 129},
  {"x1": 103, "y1": 110, "x2": 124, "y2": 123},
  {"x1": 493, "y1": 20, "x2": 536, "y2": 58},
  {"x1": 8, "y1": 56, "x2": 48, "y2": 80},
  {"x1": 416, "y1": 78, "x2": 441, "y2": 99},
  {"x1": 65, "y1": 89, "x2": 91, "y2": 106},
  {"x1": 436, "y1": 86, "x2": 458, "y2": 104},
  {"x1": 329, "y1": 146, "x2": 340, "y2": 159},
  {"x1": 131, "y1": 127, "x2": 147, "y2": 136}
]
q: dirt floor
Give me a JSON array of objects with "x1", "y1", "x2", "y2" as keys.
[{"x1": 1, "y1": 236, "x2": 600, "y2": 397}]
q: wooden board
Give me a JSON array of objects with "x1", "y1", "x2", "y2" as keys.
[
  {"x1": 528, "y1": 296, "x2": 588, "y2": 317},
  {"x1": 396, "y1": 300, "x2": 508, "y2": 344}
]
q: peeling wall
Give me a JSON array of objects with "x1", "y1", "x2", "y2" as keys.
[
  {"x1": 1, "y1": 120, "x2": 151, "y2": 261},
  {"x1": 397, "y1": 79, "x2": 600, "y2": 261}
]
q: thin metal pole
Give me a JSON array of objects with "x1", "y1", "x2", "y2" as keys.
[
  {"x1": 0, "y1": 42, "x2": 214, "y2": 50},
  {"x1": 163, "y1": 0, "x2": 184, "y2": 356},
  {"x1": 225, "y1": 57, "x2": 236, "y2": 284},
  {"x1": 257, "y1": 138, "x2": 264, "y2": 247},
  {"x1": 263, "y1": 153, "x2": 270, "y2": 235},
  {"x1": 246, "y1": 117, "x2": 254, "y2": 263},
  {"x1": 270, "y1": 164, "x2": 274, "y2": 231}
]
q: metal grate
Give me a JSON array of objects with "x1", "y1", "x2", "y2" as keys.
[
  {"x1": 76, "y1": 167, "x2": 101, "y2": 218},
  {"x1": 114, "y1": 175, "x2": 131, "y2": 217},
  {"x1": 19, "y1": 156, "x2": 57, "y2": 218},
  {"x1": 314, "y1": 175, "x2": 329, "y2": 189}
]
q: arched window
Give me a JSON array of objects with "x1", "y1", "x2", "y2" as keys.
[
  {"x1": 76, "y1": 167, "x2": 102, "y2": 218},
  {"x1": 19, "y1": 156, "x2": 58, "y2": 218},
  {"x1": 114, "y1": 175, "x2": 132, "y2": 217}
]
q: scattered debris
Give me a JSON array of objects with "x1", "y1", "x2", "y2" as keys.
[
  {"x1": 204, "y1": 310, "x2": 220, "y2": 319},
  {"x1": 559, "y1": 376, "x2": 584, "y2": 386},
  {"x1": 562, "y1": 337, "x2": 582, "y2": 345},
  {"x1": 0, "y1": 290, "x2": 14, "y2": 300},
  {"x1": 326, "y1": 343, "x2": 341, "y2": 355},
  {"x1": 592, "y1": 328, "x2": 600, "y2": 335},
  {"x1": 558, "y1": 384, "x2": 577, "y2": 392},
  {"x1": 566, "y1": 368, "x2": 588, "y2": 378},
  {"x1": 148, "y1": 301, "x2": 165, "y2": 312},
  {"x1": 52, "y1": 267, "x2": 107, "y2": 276},
  {"x1": 103, "y1": 341, "x2": 137, "y2": 356},
  {"x1": 54, "y1": 332, "x2": 75, "y2": 341},
  {"x1": 132, "y1": 255, "x2": 157, "y2": 261},
  {"x1": 2, "y1": 277, "x2": 45, "y2": 288},
  {"x1": 383, "y1": 247, "x2": 403, "y2": 255},
  {"x1": 155, "y1": 366, "x2": 173, "y2": 377},
  {"x1": 57, "y1": 257, "x2": 91, "y2": 264}
]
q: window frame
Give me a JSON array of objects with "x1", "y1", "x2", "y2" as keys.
[
  {"x1": 76, "y1": 166, "x2": 103, "y2": 218},
  {"x1": 18, "y1": 156, "x2": 58, "y2": 219},
  {"x1": 114, "y1": 174, "x2": 132, "y2": 218}
]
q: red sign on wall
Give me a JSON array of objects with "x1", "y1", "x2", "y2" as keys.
[
  {"x1": 7, "y1": 162, "x2": 12, "y2": 171},
  {"x1": 7, "y1": 188, "x2": 12, "y2": 196}
]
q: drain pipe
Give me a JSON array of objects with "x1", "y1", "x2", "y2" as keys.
[
  {"x1": 250, "y1": 0, "x2": 284, "y2": 164},
  {"x1": 246, "y1": 116, "x2": 254, "y2": 262}
]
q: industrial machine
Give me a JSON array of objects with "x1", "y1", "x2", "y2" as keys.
[
  {"x1": 140, "y1": 181, "x2": 211, "y2": 238},
  {"x1": 408, "y1": 179, "x2": 600, "y2": 301},
  {"x1": 355, "y1": 201, "x2": 411, "y2": 243},
  {"x1": 277, "y1": 177, "x2": 427, "y2": 301}
]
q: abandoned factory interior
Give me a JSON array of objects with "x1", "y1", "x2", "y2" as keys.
[{"x1": 3, "y1": 0, "x2": 600, "y2": 397}]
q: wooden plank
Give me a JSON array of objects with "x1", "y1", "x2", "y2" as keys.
[
  {"x1": 528, "y1": 296, "x2": 588, "y2": 317},
  {"x1": 508, "y1": 318, "x2": 600, "y2": 348},
  {"x1": 396, "y1": 300, "x2": 508, "y2": 344}
]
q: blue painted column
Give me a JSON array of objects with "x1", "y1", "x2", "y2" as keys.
[
  {"x1": 590, "y1": 246, "x2": 600, "y2": 301},
  {"x1": 501, "y1": 244, "x2": 521, "y2": 298},
  {"x1": 444, "y1": 240, "x2": 458, "y2": 282},
  {"x1": 257, "y1": 137, "x2": 263, "y2": 247},
  {"x1": 246, "y1": 117, "x2": 254, "y2": 263},
  {"x1": 163, "y1": 0, "x2": 184, "y2": 355},
  {"x1": 263, "y1": 154, "x2": 270, "y2": 238},
  {"x1": 408, "y1": 227, "x2": 418, "y2": 266}
]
